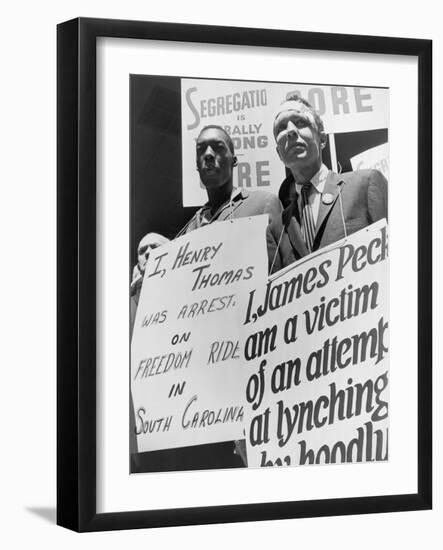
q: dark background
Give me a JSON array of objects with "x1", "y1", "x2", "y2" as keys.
[{"x1": 130, "y1": 75, "x2": 198, "y2": 269}]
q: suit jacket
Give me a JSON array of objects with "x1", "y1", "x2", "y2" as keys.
[
  {"x1": 267, "y1": 169, "x2": 388, "y2": 273},
  {"x1": 180, "y1": 188, "x2": 282, "y2": 235}
]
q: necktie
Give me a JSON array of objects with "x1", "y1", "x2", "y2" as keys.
[{"x1": 300, "y1": 181, "x2": 315, "y2": 252}]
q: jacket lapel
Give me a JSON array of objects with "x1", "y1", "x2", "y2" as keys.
[
  {"x1": 216, "y1": 189, "x2": 246, "y2": 220},
  {"x1": 313, "y1": 171, "x2": 343, "y2": 249},
  {"x1": 282, "y1": 201, "x2": 309, "y2": 258}
]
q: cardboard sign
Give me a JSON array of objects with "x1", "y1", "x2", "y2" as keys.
[
  {"x1": 131, "y1": 215, "x2": 268, "y2": 452},
  {"x1": 351, "y1": 143, "x2": 390, "y2": 180},
  {"x1": 239, "y1": 220, "x2": 389, "y2": 467}
]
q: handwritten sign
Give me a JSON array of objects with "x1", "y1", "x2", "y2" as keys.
[
  {"x1": 181, "y1": 79, "x2": 389, "y2": 205},
  {"x1": 239, "y1": 220, "x2": 389, "y2": 467},
  {"x1": 351, "y1": 143, "x2": 390, "y2": 180},
  {"x1": 131, "y1": 216, "x2": 268, "y2": 452}
]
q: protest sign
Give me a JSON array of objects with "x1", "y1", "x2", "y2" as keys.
[
  {"x1": 240, "y1": 220, "x2": 389, "y2": 468},
  {"x1": 131, "y1": 215, "x2": 268, "y2": 453},
  {"x1": 181, "y1": 79, "x2": 389, "y2": 205},
  {"x1": 351, "y1": 143, "x2": 390, "y2": 180}
]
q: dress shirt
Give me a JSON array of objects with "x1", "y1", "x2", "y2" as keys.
[{"x1": 294, "y1": 163, "x2": 329, "y2": 226}]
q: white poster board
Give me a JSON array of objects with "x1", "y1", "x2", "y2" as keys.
[
  {"x1": 131, "y1": 215, "x2": 268, "y2": 452},
  {"x1": 351, "y1": 143, "x2": 390, "y2": 180},
  {"x1": 239, "y1": 220, "x2": 389, "y2": 467}
]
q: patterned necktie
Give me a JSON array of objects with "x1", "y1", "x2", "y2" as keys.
[{"x1": 300, "y1": 181, "x2": 315, "y2": 252}]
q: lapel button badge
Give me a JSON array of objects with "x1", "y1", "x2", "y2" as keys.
[{"x1": 322, "y1": 193, "x2": 334, "y2": 205}]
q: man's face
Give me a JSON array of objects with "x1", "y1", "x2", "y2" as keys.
[
  {"x1": 273, "y1": 101, "x2": 325, "y2": 172},
  {"x1": 137, "y1": 240, "x2": 160, "y2": 272},
  {"x1": 196, "y1": 128, "x2": 236, "y2": 189}
]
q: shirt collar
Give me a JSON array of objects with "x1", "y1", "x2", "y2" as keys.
[
  {"x1": 295, "y1": 163, "x2": 329, "y2": 195},
  {"x1": 199, "y1": 187, "x2": 247, "y2": 220},
  {"x1": 200, "y1": 187, "x2": 245, "y2": 212}
]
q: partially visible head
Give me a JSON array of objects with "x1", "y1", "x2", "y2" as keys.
[
  {"x1": 137, "y1": 232, "x2": 169, "y2": 272},
  {"x1": 196, "y1": 125, "x2": 237, "y2": 190},
  {"x1": 273, "y1": 94, "x2": 326, "y2": 175}
]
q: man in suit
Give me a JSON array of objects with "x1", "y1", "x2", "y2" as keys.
[
  {"x1": 267, "y1": 94, "x2": 388, "y2": 273},
  {"x1": 178, "y1": 125, "x2": 281, "y2": 236},
  {"x1": 177, "y1": 125, "x2": 281, "y2": 468},
  {"x1": 133, "y1": 125, "x2": 281, "y2": 473}
]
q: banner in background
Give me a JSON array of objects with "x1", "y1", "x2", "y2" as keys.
[
  {"x1": 181, "y1": 79, "x2": 389, "y2": 205},
  {"x1": 351, "y1": 143, "x2": 390, "y2": 180},
  {"x1": 131, "y1": 216, "x2": 268, "y2": 452},
  {"x1": 239, "y1": 220, "x2": 389, "y2": 467}
]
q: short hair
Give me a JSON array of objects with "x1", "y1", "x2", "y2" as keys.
[
  {"x1": 281, "y1": 93, "x2": 325, "y2": 133},
  {"x1": 197, "y1": 125, "x2": 235, "y2": 154},
  {"x1": 137, "y1": 232, "x2": 169, "y2": 253}
]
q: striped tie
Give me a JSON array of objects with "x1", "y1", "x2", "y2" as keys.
[{"x1": 300, "y1": 181, "x2": 315, "y2": 252}]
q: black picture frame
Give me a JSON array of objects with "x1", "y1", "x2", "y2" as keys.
[{"x1": 57, "y1": 17, "x2": 432, "y2": 532}]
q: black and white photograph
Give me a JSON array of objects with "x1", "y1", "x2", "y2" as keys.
[
  {"x1": 53, "y1": 13, "x2": 432, "y2": 534},
  {"x1": 1, "y1": 0, "x2": 439, "y2": 543},
  {"x1": 129, "y1": 75, "x2": 389, "y2": 474}
]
